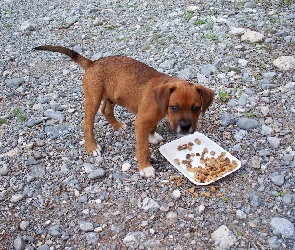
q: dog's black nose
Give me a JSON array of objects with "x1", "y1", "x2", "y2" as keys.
[{"x1": 180, "y1": 121, "x2": 191, "y2": 132}]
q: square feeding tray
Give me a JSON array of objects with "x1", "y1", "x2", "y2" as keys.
[{"x1": 159, "y1": 132, "x2": 241, "y2": 185}]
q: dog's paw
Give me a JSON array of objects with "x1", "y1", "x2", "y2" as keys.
[
  {"x1": 91, "y1": 145, "x2": 102, "y2": 157},
  {"x1": 148, "y1": 132, "x2": 163, "y2": 145},
  {"x1": 139, "y1": 166, "x2": 155, "y2": 178},
  {"x1": 119, "y1": 123, "x2": 127, "y2": 131}
]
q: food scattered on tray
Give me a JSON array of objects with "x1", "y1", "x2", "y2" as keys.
[{"x1": 159, "y1": 132, "x2": 242, "y2": 185}]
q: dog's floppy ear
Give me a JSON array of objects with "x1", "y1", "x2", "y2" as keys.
[
  {"x1": 195, "y1": 84, "x2": 214, "y2": 114},
  {"x1": 153, "y1": 83, "x2": 176, "y2": 114}
]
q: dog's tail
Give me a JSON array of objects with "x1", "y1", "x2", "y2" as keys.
[{"x1": 34, "y1": 45, "x2": 93, "y2": 70}]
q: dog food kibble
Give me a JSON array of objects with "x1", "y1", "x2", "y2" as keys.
[
  {"x1": 194, "y1": 138, "x2": 201, "y2": 145},
  {"x1": 174, "y1": 158, "x2": 180, "y2": 165}
]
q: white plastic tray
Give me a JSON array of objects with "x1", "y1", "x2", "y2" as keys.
[{"x1": 159, "y1": 132, "x2": 241, "y2": 185}]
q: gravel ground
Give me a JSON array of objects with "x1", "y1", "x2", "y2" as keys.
[{"x1": 1, "y1": 0, "x2": 295, "y2": 249}]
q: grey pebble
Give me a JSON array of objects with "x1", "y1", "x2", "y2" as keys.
[
  {"x1": 267, "y1": 137, "x2": 280, "y2": 149},
  {"x1": 237, "y1": 118, "x2": 259, "y2": 130},
  {"x1": 268, "y1": 236, "x2": 281, "y2": 249},
  {"x1": 37, "y1": 244, "x2": 50, "y2": 250},
  {"x1": 44, "y1": 109, "x2": 65, "y2": 121},
  {"x1": 270, "y1": 174, "x2": 285, "y2": 186},
  {"x1": 0, "y1": 165, "x2": 9, "y2": 175},
  {"x1": 6, "y1": 78, "x2": 25, "y2": 88},
  {"x1": 270, "y1": 217, "x2": 295, "y2": 238},
  {"x1": 20, "y1": 221, "x2": 30, "y2": 230},
  {"x1": 282, "y1": 194, "x2": 293, "y2": 204},
  {"x1": 88, "y1": 168, "x2": 106, "y2": 180},
  {"x1": 177, "y1": 68, "x2": 196, "y2": 80},
  {"x1": 79, "y1": 220, "x2": 94, "y2": 232},
  {"x1": 14, "y1": 236, "x2": 26, "y2": 250}
]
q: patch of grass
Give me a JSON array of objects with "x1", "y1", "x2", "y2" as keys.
[
  {"x1": 240, "y1": 173, "x2": 245, "y2": 178},
  {"x1": 275, "y1": 191, "x2": 285, "y2": 197},
  {"x1": 202, "y1": 33, "x2": 219, "y2": 42},
  {"x1": 104, "y1": 25, "x2": 117, "y2": 31},
  {"x1": 89, "y1": 15, "x2": 96, "y2": 19},
  {"x1": 12, "y1": 108, "x2": 27, "y2": 122},
  {"x1": 218, "y1": 89, "x2": 230, "y2": 102},
  {"x1": 283, "y1": 0, "x2": 292, "y2": 7},
  {"x1": 193, "y1": 19, "x2": 206, "y2": 26},
  {"x1": 224, "y1": 66, "x2": 241, "y2": 73},
  {"x1": 244, "y1": 110, "x2": 256, "y2": 118},
  {"x1": 185, "y1": 11, "x2": 194, "y2": 21},
  {"x1": 258, "y1": 194, "x2": 263, "y2": 199},
  {"x1": 221, "y1": 197, "x2": 228, "y2": 202},
  {"x1": 237, "y1": 229, "x2": 242, "y2": 235},
  {"x1": 0, "y1": 118, "x2": 7, "y2": 126}
]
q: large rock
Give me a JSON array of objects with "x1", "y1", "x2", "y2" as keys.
[
  {"x1": 211, "y1": 225, "x2": 237, "y2": 249},
  {"x1": 241, "y1": 30, "x2": 264, "y2": 43},
  {"x1": 273, "y1": 56, "x2": 295, "y2": 71},
  {"x1": 270, "y1": 217, "x2": 295, "y2": 238}
]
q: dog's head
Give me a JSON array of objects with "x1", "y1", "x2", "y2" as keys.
[{"x1": 153, "y1": 81, "x2": 214, "y2": 136}]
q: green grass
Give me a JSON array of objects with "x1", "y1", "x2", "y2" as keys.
[
  {"x1": 283, "y1": 0, "x2": 292, "y2": 6},
  {"x1": 0, "y1": 118, "x2": 7, "y2": 126},
  {"x1": 221, "y1": 197, "x2": 228, "y2": 202},
  {"x1": 218, "y1": 89, "x2": 229, "y2": 102},
  {"x1": 202, "y1": 34, "x2": 219, "y2": 42},
  {"x1": 12, "y1": 108, "x2": 27, "y2": 122},
  {"x1": 185, "y1": 11, "x2": 194, "y2": 21},
  {"x1": 193, "y1": 19, "x2": 206, "y2": 26}
]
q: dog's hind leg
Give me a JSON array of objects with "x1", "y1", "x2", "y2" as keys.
[
  {"x1": 82, "y1": 79, "x2": 103, "y2": 156},
  {"x1": 101, "y1": 98, "x2": 126, "y2": 130}
]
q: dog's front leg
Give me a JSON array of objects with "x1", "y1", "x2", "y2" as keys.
[{"x1": 134, "y1": 117, "x2": 155, "y2": 178}]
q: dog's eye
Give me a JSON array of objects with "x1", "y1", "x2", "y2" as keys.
[
  {"x1": 170, "y1": 105, "x2": 179, "y2": 112},
  {"x1": 192, "y1": 106, "x2": 200, "y2": 113}
]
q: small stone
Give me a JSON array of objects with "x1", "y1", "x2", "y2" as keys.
[
  {"x1": 20, "y1": 20, "x2": 35, "y2": 32},
  {"x1": 261, "y1": 125, "x2": 273, "y2": 135},
  {"x1": 270, "y1": 174, "x2": 285, "y2": 186},
  {"x1": 11, "y1": 194, "x2": 24, "y2": 203},
  {"x1": 198, "y1": 204, "x2": 205, "y2": 213},
  {"x1": 238, "y1": 94, "x2": 247, "y2": 106},
  {"x1": 0, "y1": 165, "x2": 9, "y2": 175},
  {"x1": 26, "y1": 156, "x2": 38, "y2": 166},
  {"x1": 244, "y1": 1, "x2": 253, "y2": 8},
  {"x1": 20, "y1": 221, "x2": 30, "y2": 230},
  {"x1": 273, "y1": 56, "x2": 295, "y2": 71},
  {"x1": 177, "y1": 67, "x2": 196, "y2": 80},
  {"x1": 141, "y1": 197, "x2": 160, "y2": 211},
  {"x1": 201, "y1": 64, "x2": 217, "y2": 76},
  {"x1": 85, "y1": 232, "x2": 99, "y2": 244},
  {"x1": 79, "y1": 221, "x2": 94, "y2": 232},
  {"x1": 166, "y1": 211, "x2": 178, "y2": 219},
  {"x1": 159, "y1": 60, "x2": 175, "y2": 69},
  {"x1": 172, "y1": 189, "x2": 181, "y2": 199},
  {"x1": 260, "y1": 106, "x2": 270, "y2": 117},
  {"x1": 211, "y1": 225, "x2": 237, "y2": 249},
  {"x1": 123, "y1": 232, "x2": 144, "y2": 248},
  {"x1": 236, "y1": 210, "x2": 247, "y2": 219},
  {"x1": 249, "y1": 156, "x2": 260, "y2": 169},
  {"x1": 267, "y1": 137, "x2": 280, "y2": 149},
  {"x1": 238, "y1": 59, "x2": 248, "y2": 67},
  {"x1": 6, "y1": 78, "x2": 25, "y2": 88},
  {"x1": 237, "y1": 118, "x2": 259, "y2": 130},
  {"x1": 44, "y1": 109, "x2": 65, "y2": 121},
  {"x1": 268, "y1": 236, "x2": 281, "y2": 249},
  {"x1": 37, "y1": 244, "x2": 50, "y2": 250},
  {"x1": 14, "y1": 236, "x2": 26, "y2": 250},
  {"x1": 270, "y1": 217, "x2": 295, "y2": 238},
  {"x1": 282, "y1": 194, "x2": 293, "y2": 204},
  {"x1": 78, "y1": 194, "x2": 88, "y2": 203},
  {"x1": 122, "y1": 163, "x2": 131, "y2": 172},
  {"x1": 229, "y1": 27, "x2": 246, "y2": 35},
  {"x1": 88, "y1": 168, "x2": 106, "y2": 180},
  {"x1": 64, "y1": 16, "x2": 79, "y2": 27},
  {"x1": 241, "y1": 30, "x2": 264, "y2": 43}
]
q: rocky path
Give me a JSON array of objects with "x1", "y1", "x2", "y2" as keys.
[{"x1": 1, "y1": 0, "x2": 295, "y2": 249}]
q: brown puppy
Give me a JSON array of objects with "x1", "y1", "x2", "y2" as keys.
[{"x1": 34, "y1": 45, "x2": 214, "y2": 178}]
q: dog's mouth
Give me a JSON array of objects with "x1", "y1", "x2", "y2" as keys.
[{"x1": 173, "y1": 121, "x2": 195, "y2": 136}]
